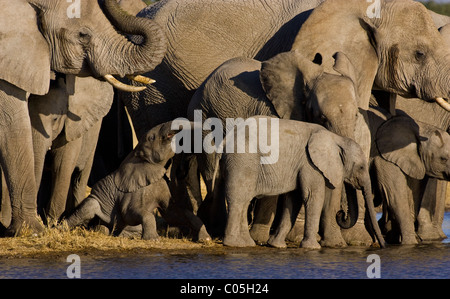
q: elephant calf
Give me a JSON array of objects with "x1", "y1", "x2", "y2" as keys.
[
  {"x1": 217, "y1": 116, "x2": 385, "y2": 249},
  {"x1": 369, "y1": 107, "x2": 450, "y2": 245},
  {"x1": 65, "y1": 121, "x2": 210, "y2": 241}
]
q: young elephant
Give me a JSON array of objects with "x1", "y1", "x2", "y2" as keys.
[
  {"x1": 369, "y1": 107, "x2": 450, "y2": 244},
  {"x1": 218, "y1": 116, "x2": 385, "y2": 249},
  {"x1": 65, "y1": 121, "x2": 210, "y2": 241}
]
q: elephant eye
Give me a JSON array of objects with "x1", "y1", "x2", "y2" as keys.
[
  {"x1": 441, "y1": 156, "x2": 448, "y2": 163},
  {"x1": 415, "y1": 50, "x2": 426, "y2": 62}
]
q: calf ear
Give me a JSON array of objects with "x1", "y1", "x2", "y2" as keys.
[
  {"x1": 376, "y1": 116, "x2": 426, "y2": 180},
  {"x1": 114, "y1": 154, "x2": 166, "y2": 193},
  {"x1": 307, "y1": 130, "x2": 344, "y2": 188}
]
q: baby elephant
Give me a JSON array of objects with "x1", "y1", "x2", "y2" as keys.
[
  {"x1": 65, "y1": 121, "x2": 210, "y2": 241},
  {"x1": 218, "y1": 116, "x2": 385, "y2": 249},
  {"x1": 369, "y1": 107, "x2": 450, "y2": 244}
]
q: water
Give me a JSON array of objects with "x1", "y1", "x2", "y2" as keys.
[{"x1": 1, "y1": 213, "x2": 450, "y2": 279}]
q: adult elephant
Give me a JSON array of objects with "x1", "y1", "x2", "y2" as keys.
[
  {"x1": 0, "y1": 0, "x2": 166, "y2": 235},
  {"x1": 120, "y1": 0, "x2": 450, "y2": 244}
]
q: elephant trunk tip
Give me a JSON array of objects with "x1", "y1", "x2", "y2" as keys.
[{"x1": 336, "y1": 209, "x2": 357, "y2": 229}]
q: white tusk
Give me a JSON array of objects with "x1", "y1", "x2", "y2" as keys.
[
  {"x1": 103, "y1": 75, "x2": 147, "y2": 92},
  {"x1": 436, "y1": 97, "x2": 450, "y2": 112},
  {"x1": 126, "y1": 75, "x2": 156, "y2": 85}
]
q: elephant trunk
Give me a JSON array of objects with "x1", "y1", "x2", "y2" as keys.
[
  {"x1": 91, "y1": 0, "x2": 167, "y2": 82},
  {"x1": 336, "y1": 183, "x2": 358, "y2": 229},
  {"x1": 362, "y1": 183, "x2": 386, "y2": 248}
]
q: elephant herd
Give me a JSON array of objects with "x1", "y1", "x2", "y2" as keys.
[{"x1": 0, "y1": 0, "x2": 449, "y2": 250}]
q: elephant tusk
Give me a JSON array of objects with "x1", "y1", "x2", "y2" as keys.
[
  {"x1": 103, "y1": 75, "x2": 147, "y2": 92},
  {"x1": 126, "y1": 75, "x2": 156, "y2": 85},
  {"x1": 435, "y1": 97, "x2": 450, "y2": 112}
]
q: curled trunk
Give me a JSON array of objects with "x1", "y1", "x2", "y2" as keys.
[
  {"x1": 336, "y1": 183, "x2": 358, "y2": 229},
  {"x1": 91, "y1": 0, "x2": 167, "y2": 78}
]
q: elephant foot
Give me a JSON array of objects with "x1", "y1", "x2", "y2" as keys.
[
  {"x1": 320, "y1": 235, "x2": 347, "y2": 248},
  {"x1": 267, "y1": 235, "x2": 287, "y2": 248},
  {"x1": 400, "y1": 234, "x2": 418, "y2": 245},
  {"x1": 341, "y1": 221, "x2": 373, "y2": 246},
  {"x1": 417, "y1": 223, "x2": 446, "y2": 241},
  {"x1": 223, "y1": 234, "x2": 256, "y2": 247},
  {"x1": 300, "y1": 237, "x2": 321, "y2": 250},
  {"x1": 286, "y1": 219, "x2": 305, "y2": 243},
  {"x1": 196, "y1": 225, "x2": 212, "y2": 243},
  {"x1": 249, "y1": 224, "x2": 271, "y2": 245},
  {"x1": 6, "y1": 216, "x2": 44, "y2": 237}
]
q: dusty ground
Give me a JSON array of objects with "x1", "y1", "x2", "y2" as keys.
[{"x1": 0, "y1": 225, "x2": 225, "y2": 259}]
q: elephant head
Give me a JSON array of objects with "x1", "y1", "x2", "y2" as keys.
[
  {"x1": 260, "y1": 50, "x2": 359, "y2": 139},
  {"x1": 376, "y1": 115, "x2": 450, "y2": 181},
  {"x1": 307, "y1": 129, "x2": 386, "y2": 247},
  {"x1": 1, "y1": 0, "x2": 166, "y2": 95},
  {"x1": 114, "y1": 121, "x2": 182, "y2": 192},
  {"x1": 292, "y1": 0, "x2": 450, "y2": 111}
]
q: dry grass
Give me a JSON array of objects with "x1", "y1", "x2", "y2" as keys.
[{"x1": 0, "y1": 223, "x2": 221, "y2": 258}]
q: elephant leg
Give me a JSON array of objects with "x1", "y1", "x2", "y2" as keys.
[
  {"x1": 46, "y1": 136, "x2": 83, "y2": 223},
  {"x1": 141, "y1": 213, "x2": 159, "y2": 240},
  {"x1": 0, "y1": 81, "x2": 42, "y2": 235},
  {"x1": 197, "y1": 151, "x2": 227, "y2": 237},
  {"x1": 320, "y1": 186, "x2": 347, "y2": 248},
  {"x1": 0, "y1": 169, "x2": 11, "y2": 228},
  {"x1": 417, "y1": 178, "x2": 447, "y2": 240},
  {"x1": 71, "y1": 122, "x2": 103, "y2": 209},
  {"x1": 376, "y1": 159, "x2": 417, "y2": 244},
  {"x1": 249, "y1": 195, "x2": 277, "y2": 245},
  {"x1": 224, "y1": 193, "x2": 256, "y2": 247},
  {"x1": 268, "y1": 191, "x2": 302, "y2": 248},
  {"x1": 64, "y1": 196, "x2": 102, "y2": 228},
  {"x1": 300, "y1": 173, "x2": 325, "y2": 250}
]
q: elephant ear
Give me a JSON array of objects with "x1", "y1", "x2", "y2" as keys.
[
  {"x1": 260, "y1": 50, "x2": 323, "y2": 120},
  {"x1": 0, "y1": 0, "x2": 50, "y2": 95},
  {"x1": 332, "y1": 52, "x2": 358, "y2": 86},
  {"x1": 64, "y1": 76, "x2": 114, "y2": 141},
  {"x1": 376, "y1": 116, "x2": 426, "y2": 180},
  {"x1": 114, "y1": 153, "x2": 167, "y2": 193},
  {"x1": 307, "y1": 129, "x2": 344, "y2": 188}
]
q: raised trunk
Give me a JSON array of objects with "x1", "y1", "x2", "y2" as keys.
[{"x1": 91, "y1": 0, "x2": 167, "y2": 78}]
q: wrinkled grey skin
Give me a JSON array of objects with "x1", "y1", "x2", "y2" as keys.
[
  {"x1": 188, "y1": 51, "x2": 359, "y2": 245},
  {"x1": 368, "y1": 107, "x2": 450, "y2": 244},
  {"x1": 391, "y1": 23, "x2": 450, "y2": 242},
  {"x1": 118, "y1": 0, "x2": 147, "y2": 15},
  {"x1": 0, "y1": 0, "x2": 166, "y2": 235},
  {"x1": 120, "y1": 0, "x2": 450, "y2": 246},
  {"x1": 28, "y1": 76, "x2": 114, "y2": 223},
  {"x1": 65, "y1": 121, "x2": 210, "y2": 241},
  {"x1": 218, "y1": 116, "x2": 384, "y2": 249}
]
